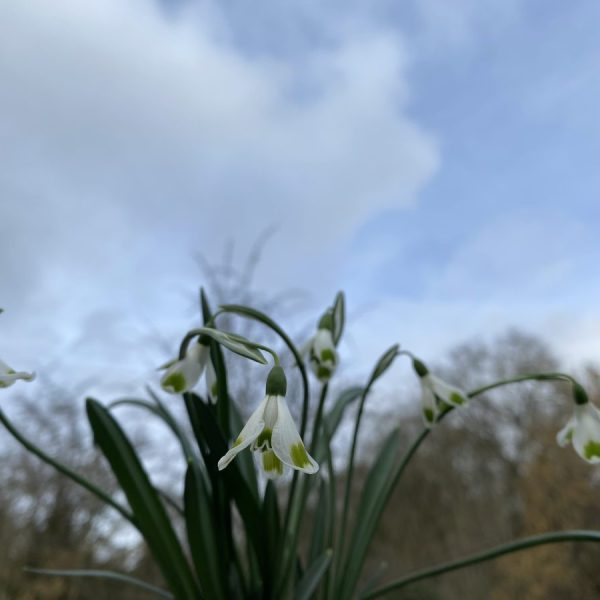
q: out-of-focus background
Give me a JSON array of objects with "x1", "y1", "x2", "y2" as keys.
[{"x1": 2, "y1": 0, "x2": 600, "y2": 598}]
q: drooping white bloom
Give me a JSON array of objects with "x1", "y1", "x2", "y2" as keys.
[
  {"x1": 557, "y1": 401, "x2": 600, "y2": 464},
  {"x1": 0, "y1": 359, "x2": 35, "y2": 389},
  {"x1": 308, "y1": 311, "x2": 339, "y2": 382},
  {"x1": 218, "y1": 366, "x2": 319, "y2": 478},
  {"x1": 413, "y1": 359, "x2": 468, "y2": 427},
  {"x1": 160, "y1": 342, "x2": 209, "y2": 395}
]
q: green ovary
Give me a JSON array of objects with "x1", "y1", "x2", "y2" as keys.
[
  {"x1": 262, "y1": 450, "x2": 283, "y2": 475},
  {"x1": 584, "y1": 440, "x2": 600, "y2": 460},
  {"x1": 290, "y1": 443, "x2": 310, "y2": 468},
  {"x1": 163, "y1": 372, "x2": 186, "y2": 393}
]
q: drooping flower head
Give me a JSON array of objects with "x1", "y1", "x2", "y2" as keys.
[
  {"x1": 308, "y1": 310, "x2": 338, "y2": 383},
  {"x1": 218, "y1": 366, "x2": 319, "y2": 478},
  {"x1": 0, "y1": 359, "x2": 35, "y2": 389},
  {"x1": 160, "y1": 338, "x2": 209, "y2": 395},
  {"x1": 557, "y1": 382, "x2": 600, "y2": 464},
  {"x1": 412, "y1": 358, "x2": 468, "y2": 427}
]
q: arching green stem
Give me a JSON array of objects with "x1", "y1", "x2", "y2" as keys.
[{"x1": 361, "y1": 530, "x2": 600, "y2": 598}]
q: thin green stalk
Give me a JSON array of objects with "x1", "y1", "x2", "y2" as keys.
[
  {"x1": 276, "y1": 383, "x2": 329, "y2": 599},
  {"x1": 0, "y1": 407, "x2": 135, "y2": 525},
  {"x1": 340, "y1": 371, "x2": 585, "y2": 599},
  {"x1": 336, "y1": 383, "x2": 371, "y2": 572},
  {"x1": 361, "y1": 530, "x2": 600, "y2": 599}
]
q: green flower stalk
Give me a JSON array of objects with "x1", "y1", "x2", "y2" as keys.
[
  {"x1": 0, "y1": 359, "x2": 35, "y2": 389},
  {"x1": 218, "y1": 366, "x2": 319, "y2": 478}
]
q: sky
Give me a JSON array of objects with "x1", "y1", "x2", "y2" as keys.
[{"x1": 1, "y1": 0, "x2": 600, "y2": 403}]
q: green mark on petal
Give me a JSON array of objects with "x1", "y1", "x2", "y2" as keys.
[
  {"x1": 234, "y1": 436, "x2": 243, "y2": 447},
  {"x1": 320, "y1": 348, "x2": 336, "y2": 364},
  {"x1": 584, "y1": 440, "x2": 600, "y2": 460},
  {"x1": 290, "y1": 443, "x2": 310, "y2": 468},
  {"x1": 262, "y1": 450, "x2": 283, "y2": 475},
  {"x1": 450, "y1": 392, "x2": 465, "y2": 406},
  {"x1": 423, "y1": 408, "x2": 435, "y2": 423},
  {"x1": 255, "y1": 428, "x2": 272, "y2": 449},
  {"x1": 162, "y1": 372, "x2": 186, "y2": 393},
  {"x1": 317, "y1": 366, "x2": 332, "y2": 381}
]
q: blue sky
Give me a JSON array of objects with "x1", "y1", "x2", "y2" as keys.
[{"x1": 1, "y1": 0, "x2": 599, "y2": 399}]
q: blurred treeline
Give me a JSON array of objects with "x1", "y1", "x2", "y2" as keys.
[{"x1": 1, "y1": 329, "x2": 600, "y2": 599}]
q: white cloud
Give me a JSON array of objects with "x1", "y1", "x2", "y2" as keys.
[{"x1": 0, "y1": 0, "x2": 438, "y2": 392}]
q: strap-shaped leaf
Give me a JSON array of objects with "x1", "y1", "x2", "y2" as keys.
[
  {"x1": 369, "y1": 344, "x2": 399, "y2": 384},
  {"x1": 337, "y1": 428, "x2": 401, "y2": 599},
  {"x1": 262, "y1": 480, "x2": 281, "y2": 598},
  {"x1": 25, "y1": 568, "x2": 173, "y2": 599},
  {"x1": 332, "y1": 291, "x2": 345, "y2": 346},
  {"x1": 184, "y1": 463, "x2": 227, "y2": 600},
  {"x1": 184, "y1": 394, "x2": 263, "y2": 559},
  {"x1": 294, "y1": 549, "x2": 333, "y2": 600},
  {"x1": 191, "y1": 326, "x2": 268, "y2": 364},
  {"x1": 86, "y1": 399, "x2": 201, "y2": 600},
  {"x1": 108, "y1": 397, "x2": 197, "y2": 464},
  {"x1": 308, "y1": 479, "x2": 328, "y2": 564}
]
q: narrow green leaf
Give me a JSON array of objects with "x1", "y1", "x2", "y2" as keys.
[
  {"x1": 337, "y1": 428, "x2": 401, "y2": 599},
  {"x1": 108, "y1": 397, "x2": 196, "y2": 464},
  {"x1": 184, "y1": 394, "x2": 263, "y2": 559},
  {"x1": 0, "y1": 407, "x2": 134, "y2": 524},
  {"x1": 24, "y1": 568, "x2": 173, "y2": 599},
  {"x1": 86, "y1": 399, "x2": 201, "y2": 600},
  {"x1": 308, "y1": 479, "x2": 328, "y2": 564},
  {"x1": 294, "y1": 549, "x2": 333, "y2": 600},
  {"x1": 369, "y1": 344, "x2": 400, "y2": 384},
  {"x1": 184, "y1": 463, "x2": 228, "y2": 600},
  {"x1": 262, "y1": 480, "x2": 281, "y2": 599},
  {"x1": 332, "y1": 291, "x2": 345, "y2": 346},
  {"x1": 194, "y1": 326, "x2": 268, "y2": 364}
]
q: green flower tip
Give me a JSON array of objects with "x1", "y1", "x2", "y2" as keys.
[
  {"x1": 584, "y1": 440, "x2": 600, "y2": 461},
  {"x1": 262, "y1": 450, "x2": 284, "y2": 475},
  {"x1": 290, "y1": 443, "x2": 310, "y2": 468},
  {"x1": 413, "y1": 358, "x2": 429, "y2": 378},
  {"x1": 423, "y1": 408, "x2": 436, "y2": 424},
  {"x1": 265, "y1": 366, "x2": 287, "y2": 396},
  {"x1": 318, "y1": 310, "x2": 334, "y2": 332},
  {"x1": 573, "y1": 382, "x2": 589, "y2": 406},
  {"x1": 162, "y1": 372, "x2": 187, "y2": 393}
]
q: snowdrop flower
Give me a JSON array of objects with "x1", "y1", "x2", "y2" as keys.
[
  {"x1": 412, "y1": 358, "x2": 468, "y2": 427},
  {"x1": 0, "y1": 359, "x2": 35, "y2": 389},
  {"x1": 160, "y1": 340, "x2": 209, "y2": 395},
  {"x1": 218, "y1": 366, "x2": 319, "y2": 478},
  {"x1": 308, "y1": 311, "x2": 338, "y2": 382},
  {"x1": 557, "y1": 384, "x2": 600, "y2": 464}
]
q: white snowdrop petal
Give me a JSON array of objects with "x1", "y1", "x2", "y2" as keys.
[
  {"x1": 218, "y1": 396, "x2": 269, "y2": 470},
  {"x1": 272, "y1": 397, "x2": 318, "y2": 474}
]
